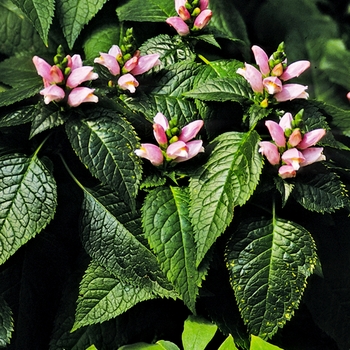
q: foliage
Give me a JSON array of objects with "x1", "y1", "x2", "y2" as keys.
[{"x1": 0, "y1": 0, "x2": 350, "y2": 349}]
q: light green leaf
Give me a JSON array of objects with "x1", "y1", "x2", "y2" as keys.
[
  {"x1": 119, "y1": 341, "x2": 180, "y2": 350},
  {"x1": 142, "y1": 187, "x2": 207, "y2": 313},
  {"x1": 250, "y1": 335, "x2": 283, "y2": 350},
  {"x1": 11, "y1": 0, "x2": 54, "y2": 46},
  {"x1": 65, "y1": 110, "x2": 142, "y2": 210},
  {"x1": 184, "y1": 77, "x2": 253, "y2": 103},
  {"x1": 292, "y1": 172, "x2": 349, "y2": 213},
  {"x1": 218, "y1": 335, "x2": 238, "y2": 350},
  {"x1": 182, "y1": 315, "x2": 217, "y2": 350},
  {"x1": 57, "y1": 0, "x2": 108, "y2": 49},
  {"x1": 80, "y1": 185, "x2": 176, "y2": 298},
  {"x1": 226, "y1": 218, "x2": 317, "y2": 339},
  {"x1": 72, "y1": 261, "x2": 156, "y2": 331},
  {"x1": 0, "y1": 296, "x2": 13, "y2": 347},
  {"x1": 190, "y1": 130, "x2": 263, "y2": 266},
  {"x1": 0, "y1": 153, "x2": 57, "y2": 265},
  {"x1": 116, "y1": 0, "x2": 176, "y2": 22}
]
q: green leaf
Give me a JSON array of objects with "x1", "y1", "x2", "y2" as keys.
[
  {"x1": 0, "y1": 84, "x2": 42, "y2": 107},
  {"x1": 182, "y1": 315, "x2": 217, "y2": 350},
  {"x1": 184, "y1": 77, "x2": 253, "y2": 103},
  {"x1": 250, "y1": 335, "x2": 283, "y2": 350},
  {"x1": 190, "y1": 130, "x2": 263, "y2": 266},
  {"x1": 292, "y1": 172, "x2": 349, "y2": 213},
  {"x1": 72, "y1": 260, "x2": 156, "y2": 331},
  {"x1": 0, "y1": 296, "x2": 13, "y2": 347},
  {"x1": 0, "y1": 105, "x2": 38, "y2": 128},
  {"x1": 119, "y1": 342, "x2": 180, "y2": 350},
  {"x1": 57, "y1": 0, "x2": 108, "y2": 49},
  {"x1": 66, "y1": 109, "x2": 142, "y2": 210},
  {"x1": 142, "y1": 187, "x2": 207, "y2": 313},
  {"x1": 218, "y1": 335, "x2": 238, "y2": 350},
  {"x1": 116, "y1": 0, "x2": 176, "y2": 22},
  {"x1": 0, "y1": 153, "x2": 57, "y2": 265},
  {"x1": 11, "y1": 0, "x2": 54, "y2": 46},
  {"x1": 225, "y1": 218, "x2": 317, "y2": 339},
  {"x1": 80, "y1": 185, "x2": 176, "y2": 298}
]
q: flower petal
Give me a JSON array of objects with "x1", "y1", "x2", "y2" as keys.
[
  {"x1": 279, "y1": 112, "x2": 293, "y2": 131},
  {"x1": 279, "y1": 165, "x2": 297, "y2": 179},
  {"x1": 280, "y1": 60, "x2": 310, "y2": 81},
  {"x1": 265, "y1": 120, "x2": 286, "y2": 147},
  {"x1": 135, "y1": 143, "x2": 164, "y2": 166},
  {"x1": 40, "y1": 85, "x2": 65, "y2": 104},
  {"x1": 178, "y1": 120, "x2": 204, "y2": 142},
  {"x1": 281, "y1": 148, "x2": 305, "y2": 170},
  {"x1": 154, "y1": 112, "x2": 169, "y2": 130},
  {"x1": 252, "y1": 45, "x2": 270, "y2": 75},
  {"x1": 259, "y1": 141, "x2": 280, "y2": 165},
  {"x1": 193, "y1": 9, "x2": 212, "y2": 30},
  {"x1": 166, "y1": 17, "x2": 190, "y2": 36},
  {"x1": 67, "y1": 87, "x2": 98, "y2": 107},
  {"x1": 117, "y1": 74, "x2": 139, "y2": 93},
  {"x1": 172, "y1": 140, "x2": 204, "y2": 162},
  {"x1": 130, "y1": 54, "x2": 160, "y2": 76},
  {"x1": 297, "y1": 129, "x2": 326, "y2": 150},
  {"x1": 167, "y1": 141, "x2": 188, "y2": 159},
  {"x1": 153, "y1": 123, "x2": 168, "y2": 146},
  {"x1": 263, "y1": 76, "x2": 283, "y2": 95},
  {"x1": 274, "y1": 83, "x2": 309, "y2": 101},
  {"x1": 300, "y1": 147, "x2": 325, "y2": 167},
  {"x1": 94, "y1": 53, "x2": 120, "y2": 76},
  {"x1": 66, "y1": 66, "x2": 98, "y2": 88},
  {"x1": 244, "y1": 63, "x2": 264, "y2": 93}
]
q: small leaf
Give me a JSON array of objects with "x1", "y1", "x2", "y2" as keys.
[
  {"x1": 0, "y1": 153, "x2": 57, "y2": 265},
  {"x1": 190, "y1": 130, "x2": 263, "y2": 266},
  {"x1": 225, "y1": 218, "x2": 317, "y2": 339},
  {"x1": 250, "y1": 335, "x2": 283, "y2": 350},
  {"x1": 218, "y1": 335, "x2": 238, "y2": 350},
  {"x1": 182, "y1": 315, "x2": 217, "y2": 350},
  {"x1": 142, "y1": 187, "x2": 207, "y2": 313},
  {"x1": 0, "y1": 296, "x2": 13, "y2": 347},
  {"x1": 72, "y1": 260, "x2": 156, "y2": 331}
]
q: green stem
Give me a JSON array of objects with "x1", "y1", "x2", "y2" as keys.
[
  {"x1": 198, "y1": 54, "x2": 210, "y2": 65},
  {"x1": 33, "y1": 133, "x2": 52, "y2": 158},
  {"x1": 58, "y1": 153, "x2": 86, "y2": 192}
]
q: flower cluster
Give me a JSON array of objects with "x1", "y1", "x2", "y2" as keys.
[
  {"x1": 259, "y1": 111, "x2": 326, "y2": 179},
  {"x1": 135, "y1": 112, "x2": 204, "y2": 166},
  {"x1": 33, "y1": 46, "x2": 98, "y2": 107},
  {"x1": 94, "y1": 28, "x2": 160, "y2": 93},
  {"x1": 166, "y1": 0, "x2": 212, "y2": 36},
  {"x1": 237, "y1": 43, "x2": 310, "y2": 107}
]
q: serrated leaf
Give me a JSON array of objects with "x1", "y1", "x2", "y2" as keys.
[
  {"x1": 0, "y1": 153, "x2": 57, "y2": 265},
  {"x1": 184, "y1": 77, "x2": 253, "y2": 103},
  {"x1": 0, "y1": 296, "x2": 13, "y2": 347},
  {"x1": 225, "y1": 218, "x2": 317, "y2": 339},
  {"x1": 57, "y1": 0, "x2": 108, "y2": 49},
  {"x1": 292, "y1": 172, "x2": 348, "y2": 213},
  {"x1": 72, "y1": 260, "x2": 156, "y2": 331},
  {"x1": 142, "y1": 187, "x2": 207, "y2": 313},
  {"x1": 0, "y1": 105, "x2": 38, "y2": 128},
  {"x1": 11, "y1": 0, "x2": 54, "y2": 46},
  {"x1": 190, "y1": 130, "x2": 263, "y2": 266},
  {"x1": 80, "y1": 185, "x2": 176, "y2": 298},
  {"x1": 0, "y1": 84, "x2": 42, "y2": 107},
  {"x1": 116, "y1": 0, "x2": 176, "y2": 22},
  {"x1": 66, "y1": 110, "x2": 142, "y2": 210}
]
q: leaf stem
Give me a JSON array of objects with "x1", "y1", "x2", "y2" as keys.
[
  {"x1": 58, "y1": 153, "x2": 86, "y2": 192},
  {"x1": 33, "y1": 133, "x2": 52, "y2": 158},
  {"x1": 198, "y1": 54, "x2": 210, "y2": 65}
]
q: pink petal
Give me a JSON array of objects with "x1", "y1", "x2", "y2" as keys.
[
  {"x1": 40, "y1": 85, "x2": 65, "y2": 104},
  {"x1": 153, "y1": 123, "x2": 168, "y2": 146},
  {"x1": 175, "y1": 0, "x2": 187, "y2": 13},
  {"x1": 288, "y1": 129, "x2": 303, "y2": 147},
  {"x1": 154, "y1": 113, "x2": 169, "y2": 130},
  {"x1": 67, "y1": 87, "x2": 98, "y2": 107},
  {"x1": 279, "y1": 165, "x2": 297, "y2": 179},
  {"x1": 193, "y1": 9, "x2": 212, "y2": 30},
  {"x1": 123, "y1": 56, "x2": 139, "y2": 73},
  {"x1": 166, "y1": 141, "x2": 188, "y2": 159},
  {"x1": 347, "y1": 92, "x2": 350, "y2": 100},
  {"x1": 94, "y1": 53, "x2": 120, "y2": 76},
  {"x1": 130, "y1": 54, "x2": 160, "y2": 76},
  {"x1": 199, "y1": 0, "x2": 209, "y2": 11},
  {"x1": 135, "y1": 143, "x2": 164, "y2": 166},
  {"x1": 178, "y1": 120, "x2": 204, "y2": 142},
  {"x1": 33, "y1": 56, "x2": 64, "y2": 84},
  {"x1": 274, "y1": 84, "x2": 309, "y2": 102},
  {"x1": 265, "y1": 120, "x2": 286, "y2": 147},
  {"x1": 173, "y1": 140, "x2": 204, "y2": 162},
  {"x1": 117, "y1": 74, "x2": 139, "y2": 93},
  {"x1": 252, "y1": 45, "x2": 270, "y2": 76},
  {"x1": 279, "y1": 112, "x2": 293, "y2": 131},
  {"x1": 66, "y1": 66, "x2": 98, "y2": 88},
  {"x1": 263, "y1": 76, "x2": 283, "y2": 95},
  {"x1": 280, "y1": 60, "x2": 310, "y2": 81},
  {"x1": 166, "y1": 17, "x2": 190, "y2": 36},
  {"x1": 300, "y1": 147, "x2": 325, "y2": 167},
  {"x1": 297, "y1": 129, "x2": 326, "y2": 150},
  {"x1": 69, "y1": 54, "x2": 83, "y2": 70},
  {"x1": 281, "y1": 148, "x2": 305, "y2": 170},
  {"x1": 259, "y1": 141, "x2": 280, "y2": 165},
  {"x1": 244, "y1": 64, "x2": 263, "y2": 93}
]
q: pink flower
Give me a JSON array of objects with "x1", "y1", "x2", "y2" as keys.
[
  {"x1": 251, "y1": 45, "x2": 270, "y2": 76},
  {"x1": 193, "y1": 9, "x2": 212, "y2": 30},
  {"x1": 171, "y1": 140, "x2": 204, "y2": 162},
  {"x1": 300, "y1": 147, "x2": 325, "y2": 167},
  {"x1": 237, "y1": 64, "x2": 263, "y2": 93},
  {"x1": 263, "y1": 76, "x2": 283, "y2": 95},
  {"x1": 153, "y1": 123, "x2": 168, "y2": 146},
  {"x1": 33, "y1": 56, "x2": 64, "y2": 86},
  {"x1": 135, "y1": 144, "x2": 164, "y2": 166},
  {"x1": 175, "y1": 0, "x2": 191, "y2": 20},
  {"x1": 66, "y1": 66, "x2": 98, "y2": 88},
  {"x1": 166, "y1": 17, "x2": 190, "y2": 36},
  {"x1": 94, "y1": 45, "x2": 122, "y2": 76},
  {"x1": 130, "y1": 54, "x2": 160, "y2": 76},
  {"x1": 117, "y1": 74, "x2": 139, "y2": 93},
  {"x1": 40, "y1": 85, "x2": 65, "y2": 104},
  {"x1": 265, "y1": 120, "x2": 286, "y2": 147},
  {"x1": 279, "y1": 112, "x2": 293, "y2": 130},
  {"x1": 67, "y1": 87, "x2": 98, "y2": 107},
  {"x1": 200, "y1": 0, "x2": 209, "y2": 11},
  {"x1": 280, "y1": 61, "x2": 310, "y2": 81},
  {"x1": 178, "y1": 120, "x2": 204, "y2": 142},
  {"x1": 279, "y1": 165, "x2": 297, "y2": 179},
  {"x1": 281, "y1": 148, "x2": 305, "y2": 170},
  {"x1": 259, "y1": 141, "x2": 280, "y2": 165},
  {"x1": 154, "y1": 112, "x2": 169, "y2": 130},
  {"x1": 288, "y1": 129, "x2": 302, "y2": 147},
  {"x1": 297, "y1": 129, "x2": 326, "y2": 150},
  {"x1": 274, "y1": 83, "x2": 309, "y2": 102},
  {"x1": 167, "y1": 140, "x2": 188, "y2": 159}
]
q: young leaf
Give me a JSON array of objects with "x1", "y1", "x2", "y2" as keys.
[
  {"x1": 57, "y1": 0, "x2": 108, "y2": 49},
  {"x1": 66, "y1": 110, "x2": 142, "y2": 210},
  {"x1": 190, "y1": 130, "x2": 263, "y2": 266},
  {"x1": 0, "y1": 296, "x2": 13, "y2": 347},
  {"x1": 72, "y1": 260, "x2": 156, "y2": 331},
  {"x1": 292, "y1": 172, "x2": 349, "y2": 213},
  {"x1": 250, "y1": 335, "x2": 283, "y2": 350},
  {"x1": 142, "y1": 187, "x2": 207, "y2": 313},
  {"x1": 116, "y1": 0, "x2": 176, "y2": 22},
  {"x1": 0, "y1": 153, "x2": 57, "y2": 265},
  {"x1": 225, "y1": 218, "x2": 317, "y2": 339},
  {"x1": 11, "y1": 0, "x2": 54, "y2": 46},
  {"x1": 80, "y1": 185, "x2": 176, "y2": 298},
  {"x1": 218, "y1": 335, "x2": 238, "y2": 350}
]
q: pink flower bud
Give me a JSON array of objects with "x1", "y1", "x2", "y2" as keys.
[
  {"x1": 135, "y1": 143, "x2": 164, "y2": 166},
  {"x1": 259, "y1": 141, "x2": 280, "y2": 165},
  {"x1": 347, "y1": 92, "x2": 350, "y2": 100},
  {"x1": 199, "y1": 0, "x2": 209, "y2": 11},
  {"x1": 297, "y1": 129, "x2": 326, "y2": 150},
  {"x1": 252, "y1": 45, "x2": 270, "y2": 76},
  {"x1": 40, "y1": 85, "x2": 65, "y2": 104},
  {"x1": 265, "y1": 120, "x2": 286, "y2": 147},
  {"x1": 117, "y1": 74, "x2": 139, "y2": 93},
  {"x1": 179, "y1": 120, "x2": 204, "y2": 142},
  {"x1": 279, "y1": 165, "x2": 297, "y2": 179},
  {"x1": 281, "y1": 148, "x2": 305, "y2": 170},
  {"x1": 279, "y1": 112, "x2": 293, "y2": 131},
  {"x1": 123, "y1": 56, "x2": 139, "y2": 73},
  {"x1": 280, "y1": 60, "x2": 310, "y2": 81},
  {"x1": 193, "y1": 9, "x2": 212, "y2": 30},
  {"x1": 300, "y1": 147, "x2": 325, "y2": 167},
  {"x1": 166, "y1": 17, "x2": 190, "y2": 36},
  {"x1": 177, "y1": 5, "x2": 191, "y2": 21},
  {"x1": 153, "y1": 123, "x2": 168, "y2": 146},
  {"x1": 288, "y1": 129, "x2": 302, "y2": 147},
  {"x1": 130, "y1": 54, "x2": 160, "y2": 76},
  {"x1": 263, "y1": 76, "x2": 283, "y2": 95},
  {"x1": 67, "y1": 87, "x2": 98, "y2": 107},
  {"x1": 154, "y1": 113, "x2": 169, "y2": 130}
]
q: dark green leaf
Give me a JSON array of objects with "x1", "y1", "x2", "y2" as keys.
[
  {"x1": 142, "y1": 187, "x2": 207, "y2": 312},
  {"x1": 66, "y1": 109, "x2": 142, "y2": 209},
  {"x1": 0, "y1": 84, "x2": 42, "y2": 107},
  {"x1": 0, "y1": 296, "x2": 13, "y2": 347},
  {"x1": 0, "y1": 153, "x2": 57, "y2": 265},
  {"x1": 0, "y1": 105, "x2": 38, "y2": 128},
  {"x1": 226, "y1": 218, "x2": 317, "y2": 339},
  {"x1": 190, "y1": 130, "x2": 263, "y2": 266}
]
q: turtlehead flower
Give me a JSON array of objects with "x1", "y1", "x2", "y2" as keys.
[
  {"x1": 237, "y1": 44, "x2": 310, "y2": 107},
  {"x1": 259, "y1": 111, "x2": 326, "y2": 179},
  {"x1": 166, "y1": 0, "x2": 212, "y2": 36},
  {"x1": 135, "y1": 112, "x2": 204, "y2": 166}
]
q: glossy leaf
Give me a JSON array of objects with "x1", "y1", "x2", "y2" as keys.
[
  {"x1": 0, "y1": 296, "x2": 13, "y2": 347},
  {"x1": 0, "y1": 84, "x2": 42, "y2": 108},
  {"x1": 142, "y1": 187, "x2": 207, "y2": 313},
  {"x1": 190, "y1": 130, "x2": 263, "y2": 266},
  {"x1": 66, "y1": 110, "x2": 142, "y2": 210},
  {"x1": 0, "y1": 105, "x2": 38, "y2": 128},
  {"x1": 226, "y1": 218, "x2": 317, "y2": 339},
  {"x1": 0, "y1": 153, "x2": 57, "y2": 265},
  {"x1": 72, "y1": 260, "x2": 156, "y2": 331}
]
